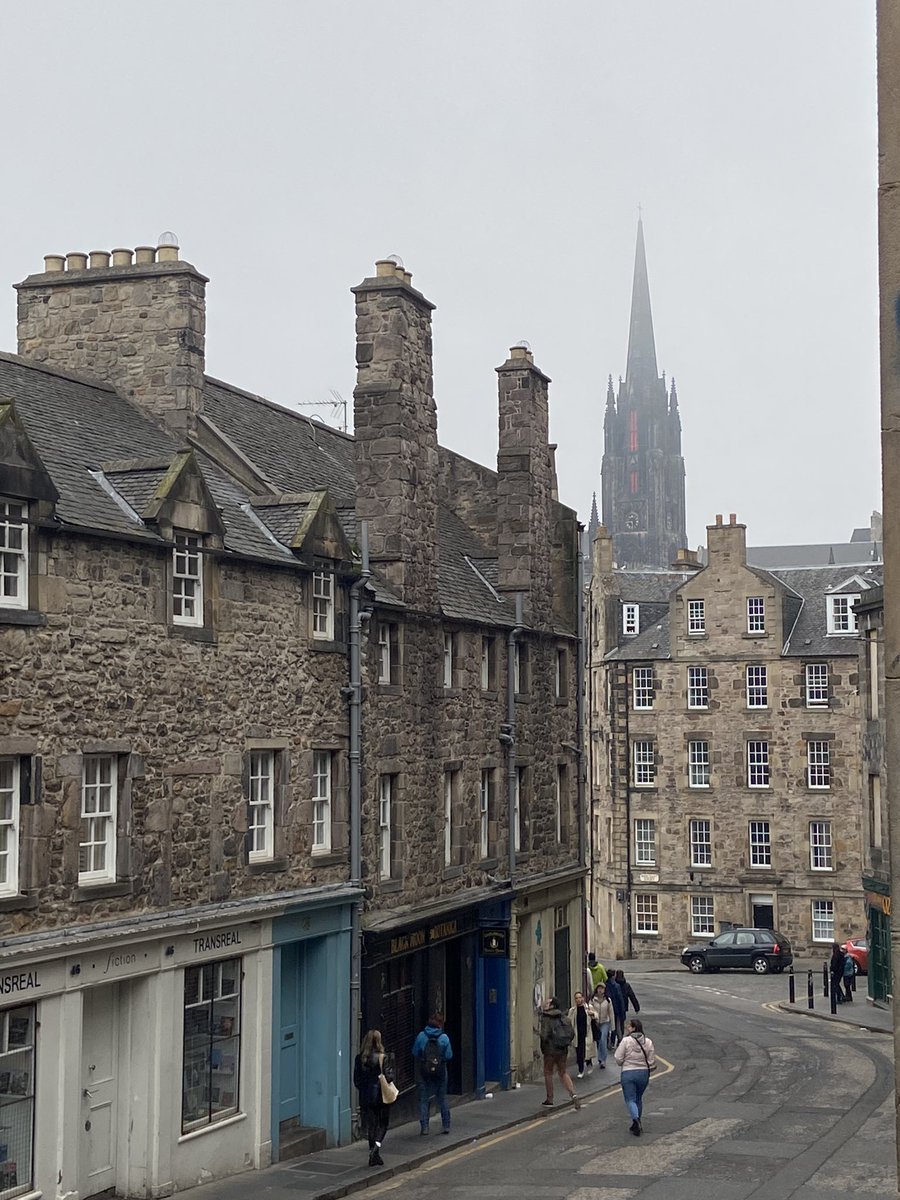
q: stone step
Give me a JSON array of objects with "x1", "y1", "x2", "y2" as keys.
[{"x1": 279, "y1": 1121, "x2": 327, "y2": 1161}]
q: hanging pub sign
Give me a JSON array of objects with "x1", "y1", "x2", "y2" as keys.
[{"x1": 480, "y1": 929, "x2": 508, "y2": 958}]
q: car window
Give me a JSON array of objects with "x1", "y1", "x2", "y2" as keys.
[
  {"x1": 754, "y1": 931, "x2": 773, "y2": 943},
  {"x1": 711, "y1": 932, "x2": 734, "y2": 947},
  {"x1": 735, "y1": 931, "x2": 756, "y2": 945}
]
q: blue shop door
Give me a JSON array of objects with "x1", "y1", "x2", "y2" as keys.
[
  {"x1": 482, "y1": 955, "x2": 508, "y2": 1085},
  {"x1": 279, "y1": 942, "x2": 301, "y2": 1122}
]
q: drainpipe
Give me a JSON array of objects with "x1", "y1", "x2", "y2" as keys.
[
  {"x1": 623, "y1": 661, "x2": 633, "y2": 958},
  {"x1": 575, "y1": 540, "x2": 588, "y2": 971},
  {"x1": 348, "y1": 522, "x2": 370, "y2": 1059},
  {"x1": 505, "y1": 593, "x2": 524, "y2": 885}
]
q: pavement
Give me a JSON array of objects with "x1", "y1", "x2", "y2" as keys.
[{"x1": 181, "y1": 958, "x2": 893, "y2": 1200}]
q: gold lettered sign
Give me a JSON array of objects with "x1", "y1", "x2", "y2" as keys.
[{"x1": 480, "y1": 929, "x2": 508, "y2": 957}]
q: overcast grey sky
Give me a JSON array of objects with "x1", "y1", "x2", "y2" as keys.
[{"x1": 3, "y1": 1, "x2": 879, "y2": 548}]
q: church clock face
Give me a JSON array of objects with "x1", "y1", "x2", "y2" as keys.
[{"x1": 625, "y1": 512, "x2": 640, "y2": 530}]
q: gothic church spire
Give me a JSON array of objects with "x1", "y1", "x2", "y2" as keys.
[{"x1": 624, "y1": 217, "x2": 658, "y2": 393}]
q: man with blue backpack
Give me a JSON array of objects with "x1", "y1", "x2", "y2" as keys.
[{"x1": 412, "y1": 1013, "x2": 453, "y2": 1134}]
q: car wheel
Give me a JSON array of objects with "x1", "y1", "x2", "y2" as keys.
[
  {"x1": 752, "y1": 956, "x2": 770, "y2": 975},
  {"x1": 687, "y1": 955, "x2": 707, "y2": 974}
]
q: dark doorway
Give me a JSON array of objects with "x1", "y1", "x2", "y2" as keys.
[
  {"x1": 554, "y1": 921, "x2": 571, "y2": 1005},
  {"x1": 751, "y1": 897, "x2": 774, "y2": 928}
]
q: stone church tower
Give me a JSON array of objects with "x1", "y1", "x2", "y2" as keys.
[{"x1": 600, "y1": 220, "x2": 687, "y2": 567}]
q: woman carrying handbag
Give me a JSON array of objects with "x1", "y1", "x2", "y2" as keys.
[
  {"x1": 353, "y1": 1029, "x2": 396, "y2": 1166},
  {"x1": 613, "y1": 1017, "x2": 657, "y2": 1137}
]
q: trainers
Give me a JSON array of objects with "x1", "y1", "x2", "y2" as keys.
[
  {"x1": 420, "y1": 1126, "x2": 428, "y2": 1135},
  {"x1": 577, "y1": 1071, "x2": 584, "y2": 1079},
  {"x1": 599, "y1": 1062, "x2": 606, "y2": 1069},
  {"x1": 572, "y1": 1095, "x2": 581, "y2": 1111},
  {"x1": 541, "y1": 1098, "x2": 554, "y2": 1107},
  {"x1": 629, "y1": 1119, "x2": 640, "y2": 1136},
  {"x1": 441, "y1": 1127, "x2": 450, "y2": 1134}
]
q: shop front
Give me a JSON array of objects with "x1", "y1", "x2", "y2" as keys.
[
  {"x1": 361, "y1": 897, "x2": 511, "y2": 1125},
  {"x1": 864, "y1": 878, "x2": 892, "y2": 1003},
  {"x1": 0, "y1": 886, "x2": 357, "y2": 1198}
]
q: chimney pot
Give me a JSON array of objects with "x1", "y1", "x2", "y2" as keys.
[
  {"x1": 43, "y1": 255, "x2": 65, "y2": 273},
  {"x1": 66, "y1": 253, "x2": 88, "y2": 272},
  {"x1": 111, "y1": 248, "x2": 133, "y2": 267},
  {"x1": 89, "y1": 250, "x2": 111, "y2": 270},
  {"x1": 375, "y1": 259, "x2": 396, "y2": 278},
  {"x1": 156, "y1": 243, "x2": 179, "y2": 263},
  {"x1": 729, "y1": 513, "x2": 737, "y2": 525},
  {"x1": 134, "y1": 246, "x2": 156, "y2": 265},
  {"x1": 402, "y1": 270, "x2": 413, "y2": 286},
  {"x1": 715, "y1": 514, "x2": 723, "y2": 526}
]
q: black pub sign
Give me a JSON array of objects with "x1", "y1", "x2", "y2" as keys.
[{"x1": 480, "y1": 928, "x2": 508, "y2": 958}]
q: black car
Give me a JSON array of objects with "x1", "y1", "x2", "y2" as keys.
[{"x1": 681, "y1": 928, "x2": 793, "y2": 975}]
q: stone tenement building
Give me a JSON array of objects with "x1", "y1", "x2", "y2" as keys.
[
  {"x1": 0, "y1": 243, "x2": 582, "y2": 1196},
  {"x1": 588, "y1": 514, "x2": 880, "y2": 960},
  {"x1": 598, "y1": 219, "x2": 687, "y2": 570}
]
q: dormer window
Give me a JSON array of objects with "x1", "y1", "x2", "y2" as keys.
[
  {"x1": 623, "y1": 603, "x2": 640, "y2": 636},
  {"x1": 687, "y1": 598, "x2": 706, "y2": 635},
  {"x1": 312, "y1": 570, "x2": 335, "y2": 640},
  {"x1": 172, "y1": 532, "x2": 203, "y2": 626},
  {"x1": 0, "y1": 499, "x2": 28, "y2": 610},
  {"x1": 827, "y1": 594, "x2": 859, "y2": 635}
]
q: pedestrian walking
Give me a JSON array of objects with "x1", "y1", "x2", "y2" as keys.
[
  {"x1": 353, "y1": 1029, "x2": 392, "y2": 1167},
  {"x1": 590, "y1": 983, "x2": 612, "y2": 1068},
  {"x1": 586, "y1": 951, "x2": 608, "y2": 992},
  {"x1": 842, "y1": 947, "x2": 855, "y2": 1002},
  {"x1": 615, "y1": 969, "x2": 641, "y2": 1014},
  {"x1": 614, "y1": 1017, "x2": 656, "y2": 1137},
  {"x1": 605, "y1": 972, "x2": 626, "y2": 1047},
  {"x1": 539, "y1": 996, "x2": 580, "y2": 1109},
  {"x1": 567, "y1": 990, "x2": 597, "y2": 1078},
  {"x1": 829, "y1": 943, "x2": 846, "y2": 1003},
  {"x1": 411, "y1": 1013, "x2": 453, "y2": 1134}
]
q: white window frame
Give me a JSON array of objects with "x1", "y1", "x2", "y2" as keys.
[
  {"x1": 805, "y1": 663, "x2": 829, "y2": 708},
  {"x1": 481, "y1": 637, "x2": 495, "y2": 691},
  {"x1": 312, "y1": 571, "x2": 335, "y2": 640},
  {"x1": 811, "y1": 898, "x2": 835, "y2": 943},
  {"x1": 632, "y1": 740, "x2": 655, "y2": 787},
  {"x1": 749, "y1": 820, "x2": 771, "y2": 868},
  {"x1": 691, "y1": 894, "x2": 715, "y2": 936},
  {"x1": 632, "y1": 666, "x2": 654, "y2": 710},
  {"x1": 443, "y1": 771, "x2": 453, "y2": 866},
  {"x1": 480, "y1": 768, "x2": 492, "y2": 859},
  {"x1": 807, "y1": 741, "x2": 831, "y2": 790},
  {"x1": 688, "y1": 740, "x2": 710, "y2": 788},
  {"x1": 378, "y1": 774, "x2": 392, "y2": 880},
  {"x1": 810, "y1": 820, "x2": 833, "y2": 871},
  {"x1": 827, "y1": 594, "x2": 859, "y2": 635},
  {"x1": 687, "y1": 665, "x2": 708, "y2": 709},
  {"x1": 247, "y1": 751, "x2": 274, "y2": 862},
  {"x1": 747, "y1": 740, "x2": 770, "y2": 788},
  {"x1": 443, "y1": 631, "x2": 454, "y2": 688},
  {"x1": 687, "y1": 598, "x2": 706, "y2": 635},
  {"x1": 634, "y1": 817, "x2": 656, "y2": 866},
  {"x1": 623, "y1": 603, "x2": 640, "y2": 637},
  {"x1": 746, "y1": 596, "x2": 765, "y2": 634},
  {"x1": 514, "y1": 765, "x2": 524, "y2": 852},
  {"x1": 746, "y1": 665, "x2": 768, "y2": 709},
  {"x1": 173, "y1": 531, "x2": 203, "y2": 626},
  {"x1": 634, "y1": 893, "x2": 658, "y2": 934},
  {"x1": 689, "y1": 818, "x2": 712, "y2": 867},
  {"x1": 79, "y1": 755, "x2": 117, "y2": 884},
  {"x1": 0, "y1": 757, "x2": 20, "y2": 897},
  {"x1": 0, "y1": 498, "x2": 28, "y2": 610},
  {"x1": 377, "y1": 622, "x2": 392, "y2": 684},
  {"x1": 312, "y1": 750, "x2": 332, "y2": 853}
]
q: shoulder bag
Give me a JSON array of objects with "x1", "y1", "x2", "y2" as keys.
[
  {"x1": 636, "y1": 1038, "x2": 657, "y2": 1073},
  {"x1": 378, "y1": 1053, "x2": 399, "y2": 1104}
]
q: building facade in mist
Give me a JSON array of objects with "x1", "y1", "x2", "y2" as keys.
[
  {"x1": 600, "y1": 220, "x2": 687, "y2": 569},
  {"x1": 0, "y1": 243, "x2": 583, "y2": 1195}
]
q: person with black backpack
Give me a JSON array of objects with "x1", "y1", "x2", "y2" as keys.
[
  {"x1": 411, "y1": 1012, "x2": 453, "y2": 1134},
  {"x1": 538, "y1": 996, "x2": 581, "y2": 1110}
]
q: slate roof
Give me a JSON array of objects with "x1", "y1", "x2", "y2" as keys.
[
  {"x1": 603, "y1": 562, "x2": 883, "y2": 661},
  {"x1": 437, "y1": 506, "x2": 512, "y2": 627},
  {"x1": 747, "y1": 542, "x2": 882, "y2": 569}
]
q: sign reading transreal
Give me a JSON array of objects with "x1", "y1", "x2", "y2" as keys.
[{"x1": 0, "y1": 921, "x2": 263, "y2": 1006}]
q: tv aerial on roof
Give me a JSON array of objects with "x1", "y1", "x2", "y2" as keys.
[{"x1": 296, "y1": 390, "x2": 348, "y2": 433}]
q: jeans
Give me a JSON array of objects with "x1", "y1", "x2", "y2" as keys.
[
  {"x1": 620, "y1": 1069, "x2": 650, "y2": 1121},
  {"x1": 361, "y1": 1101, "x2": 390, "y2": 1148},
  {"x1": 418, "y1": 1074, "x2": 450, "y2": 1129},
  {"x1": 594, "y1": 1021, "x2": 610, "y2": 1064}
]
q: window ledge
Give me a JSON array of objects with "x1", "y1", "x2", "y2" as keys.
[
  {"x1": 0, "y1": 608, "x2": 46, "y2": 627},
  {"x1": 248, "y1": 858, "x2": 288, "y2": 874},
  {"x1": 554, "y1": 696, "x2": 569, "y2": 707},
  {"x1": 310, "y1": 849, "x2": 349, "y2": 866},
  {"x1": 514, "y1": 693, "x2": 532, "y2": 704},
  {"x1": 478, "y1": 857, "x2": 500, "y2": 871},
  {"x1": 311, "y1": 639, "x2": 347, "y2": 654},
  {"x1": 74, "y1": 879, "x2": 134, "y2": 902},
  {"x1": 742, "y1": 632, "x2": 769, "y2": 639},
  {"x1": 441, "y1": 687, "x2": 461, "y2": 698},
  {"x1": 441, "y1": 865, "x2": 464, "y2": 881},
  {"x1": 376, "y1": 683, "x2": 403, "y2": 695},
  {"x1": 480, "y1": 689, "x2": 500, "y2": 701},
  {"x1": 179, "y1": 1111, "x2": 247, "y2": 1145},
  {"x1": 0, "y1": 893, "x2": 39, "y2": 912},
  {"x1": 378, "y1": 877, "x2": 403, "y2": 894},
  {"x1": 169, "y1": 624, "x2": 216, "y2": 644}
]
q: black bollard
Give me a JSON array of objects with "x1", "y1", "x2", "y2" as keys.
[
  {"x1": 822, "y1": 961, "x2": 829, "y2": 997},
  {"x1": 807, "y1": 969, "x2": 814, "y2": 1009},
  {"x1": 829, "y1": 977, "x2": 838, "y2": 1014},
  {"x1": 788, "y1": 968, "x2": 796, "y2": 1004}
]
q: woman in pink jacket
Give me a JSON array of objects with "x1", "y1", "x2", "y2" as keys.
[{"x1": 613, "y1": 1017, "x2": 656, "y2": 1136}]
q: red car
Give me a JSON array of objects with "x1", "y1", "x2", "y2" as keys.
[{"x1": 842, "y1": 938, "x2": 868, "y2": 975}]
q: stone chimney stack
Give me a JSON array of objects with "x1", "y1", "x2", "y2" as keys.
[
  {"x1": 15, "y1": 236, "x2": 207, "y2": 437},
  {"x1": 706, "y1": 512, "x2": 747, "y2": 564},
  {"x1": 351, "y1": 259, "x2": 438, "y2": 609},
  {"x1": 496, "y1": 343, "x2": 554, "y2": 625},
  {"x1": 592, "y1": 524, "x2": 614, "y2": 575}
]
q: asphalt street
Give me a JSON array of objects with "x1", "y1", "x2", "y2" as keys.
[{"x1": 358, "y1": 970, "x2": 897, "y2": 1200}]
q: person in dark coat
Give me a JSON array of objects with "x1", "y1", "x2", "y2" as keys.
[
  {"x1": 615, "y1": 969, "x2": 641, "y2": 1015},
  {"x1": 353, "y1": 1028, "x2": 391, "y2": 1166},
  {"x1": 842, "y1": 949, "x2": 855, "y2": 1002},
  {"x1": 829, "y1": 943, "x2": 846, "y2": 1003},
  {"x1": 605, "y1": 973, "x2": 626, "y2": 1047}
]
